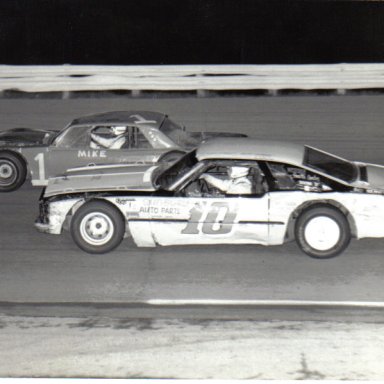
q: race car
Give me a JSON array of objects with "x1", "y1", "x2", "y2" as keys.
[
  {"x1": 0, "y1": 110, "x2": 245, "y2": 192},
  {"x1": 35, "y1": 137, "x2": 384, "y2": 258}
]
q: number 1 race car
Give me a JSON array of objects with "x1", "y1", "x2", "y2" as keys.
[
  {"x1": 35, "y1": 137, "x2": 384, "y2": 258},
  {"x1": 0, "y1": 110, "x2": 245, "y2": 192}
]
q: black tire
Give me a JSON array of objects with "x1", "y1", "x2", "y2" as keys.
[
  {"x1": 295, "y1": 206, "x2": 351, "y2": 259},
  {"x1": 0, "y1": 152, "x2": 27, "y2": 192},
  {"x1": 70, "y1": 200, "x2": 125, "y2": 254}
]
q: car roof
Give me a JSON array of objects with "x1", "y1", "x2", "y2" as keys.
[
  {"x1": 196, "y1": 137, "x2": 305, "y2": 165},
  {"x1": 69, "y1": 110, "x2": 166, "y2": 127}
]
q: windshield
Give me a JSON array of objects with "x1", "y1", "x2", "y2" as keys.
[
  {"x1": 303, "y1": 146, "x2": 358, "y2": 183},
  {"x1": 155, "y1": 150, "x2": 198, "y2": 190},
  {"x1": 53, "y1": 125, "x2": 90, "y2": 148},
  {"x1": 159, "y1": 117, "x2": 200, "y2": 148}
]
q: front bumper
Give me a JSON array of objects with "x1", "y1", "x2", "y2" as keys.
[
  {"x1": 35, "y1": 197, "x2": 61, "y2": 234},
  {"x1": 34, "y1": 219, "x2": 55, "y2": 234}
]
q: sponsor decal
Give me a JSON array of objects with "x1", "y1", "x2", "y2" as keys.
[
  {"x1": 116, "y1": 198, "x2": 135, "y2": 206},
  {"x1": 138, "y1": 206, "x2": 180, "y2": 215},
  {"x1": 118, "y1": 198, "x2": 183, "y2": 216},
  {"x1": 78, "y1": 150, "x2": 107, "y2": 158}
]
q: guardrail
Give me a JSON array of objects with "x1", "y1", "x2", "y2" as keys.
[{"x1": 1, "y1": 64, "x2": 384, "y2": 95}]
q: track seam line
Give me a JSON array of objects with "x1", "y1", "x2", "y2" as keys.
[{"x1": 146, "y1": 299, "x2": 384, "y2": 308}]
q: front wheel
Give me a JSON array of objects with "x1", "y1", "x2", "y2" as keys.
[
  {"x1": 295, "y1": 206, "x2": 351, "y2": 259},
  {"x1": 70, "y1": 201, "x2": 125, "y2": 254},
  {"x1": 0, "y1": 152, "x2": 27, "y2": 192}
]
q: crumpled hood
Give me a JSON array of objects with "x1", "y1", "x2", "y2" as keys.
[
  {"x1": 0, "y1": 128, "x2": 57, "y2": 146},
  {"x1": 44, "y1": 163, "x2": 161, "y2": 197}
]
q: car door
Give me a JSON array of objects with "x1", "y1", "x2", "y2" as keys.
[
  {"x1": 147, "y1": 195, "x2": 270, "y2": 246},
  {"x1": 43, "y1": 125, "x2": 98, "y2": 183},
  {"x1": 148, "y1": 161, "x2": 271, "y2": 246},
  {"x1": 23, "y1": 128, "x2": 91, "y2": 186},
  {"x1": 43, "y1": 125, "x2": 167, "y2": 183}
]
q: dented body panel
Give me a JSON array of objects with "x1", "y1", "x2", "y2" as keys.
[
  {"x1": 44, "y1": 164, "x2": 159, "y2": 197},
  {"x1": 36, "y1": 191, "x2": 384, "y2": 247}
]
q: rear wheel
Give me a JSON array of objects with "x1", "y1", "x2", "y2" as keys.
[
  {"x1": 70, "y1": 201, "x2": 125, "y2": 254},
  {"x1": 0, "y1": 152, "x2": 27, "y2": 192},
  {"x1": 295, "y1": 206, "x2": 351, "y2": 259}
]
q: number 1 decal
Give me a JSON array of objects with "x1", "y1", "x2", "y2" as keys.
[
  {"x1": 181, "y1": 202, "x2": 237, "y2": 235},
  {"x1": 34, "y1": 153, "x2": 45, "y2": 182}
]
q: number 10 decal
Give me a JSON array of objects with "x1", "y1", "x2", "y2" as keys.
[{"x1": 181, "y1": 202, "x2": 237, "y2": 235}]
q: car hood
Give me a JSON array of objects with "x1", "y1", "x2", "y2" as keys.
[
  {"x1": 190, "y1": 131, "x2": 247, "y2": 141},
  {"x1": 175, "y1": 131, "x2": 248, "y2": 150},
  {"x1": 195, "y1": 131, "x2": 247, "y2": 140},
  {"x1": 0, "y1": 128, "x2": 57, "y2": 147},
  {"x1": 44, "y1": 163, "x2": 162, "y2": 197}
]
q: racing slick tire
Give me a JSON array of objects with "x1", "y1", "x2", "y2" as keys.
[
  {"x1": 0, "y1": 152, "x2": 27, "y2": 192},
  {"x1": 295, "y1": 206, "x2": 351, "y2": 259},
  {"x1": 70, "y1": 200, "x2": 125, "y2": 254}
]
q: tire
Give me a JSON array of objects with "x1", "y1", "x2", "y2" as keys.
[
  {"x1": 70, "y1": 200, "x2": 125, "y2": 254},
  {"x1": 295, "y1": 206, "x2": 351, "y2": 259},
  {"x1": 0, "y1": 152, "x2": 27, "y2": 192}
]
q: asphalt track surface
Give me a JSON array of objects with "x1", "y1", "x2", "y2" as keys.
[
  {"x1": 2, "y1": 95, "x2": 384, "y2": 379},
  {"x1": 0, "y1": 95, "x2": 384, "y2": 310}
]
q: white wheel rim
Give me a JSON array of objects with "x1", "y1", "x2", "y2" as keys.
[
  {"x1": 304, "y1": 216, "x2": 341, "y2": 251},
  {"x1": 79, "y1": 212, "x2": 114, "y2": 246},
  {"x1": 0, "y1": 160, "x2": 17, "y2": 185}
]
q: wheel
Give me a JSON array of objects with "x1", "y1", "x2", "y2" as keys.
[
  {"x1": 0, "y1": 152, "x2": 27, "y2": 192},
  {"x1": 295, "y1": 206, "x2": 351, "y2": 259},
  {"x1": 70, "y1": 201, "x2": 125, "y2": 254}
]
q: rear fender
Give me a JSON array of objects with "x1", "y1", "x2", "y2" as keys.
[
  {"x1": 0, "y1": 149, "x2": 27, "y2": 167},
  {"x1": 284, "y1": 200, "x2": 357, "y2": 241},
  {"x1": 0, "y1": 149, "x2": 29, "y2": 177}
]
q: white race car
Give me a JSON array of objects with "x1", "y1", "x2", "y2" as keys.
[{"x1": 35, "y1": 138, "x2": 384, "y2": 258}]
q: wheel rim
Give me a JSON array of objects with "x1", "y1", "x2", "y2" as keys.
[
  {"x1": 79, "y1": 212, "x2": 114, "y2": 246},
  {"x1": 304, "y1": 216, "x2": 341, "y2": 251},
  {"x1": 0, "y1": 160, "x2": 17, "y2": 187}
]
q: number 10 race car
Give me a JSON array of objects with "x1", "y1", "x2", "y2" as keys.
[{"x1": 35, "y1": 138, "x2": 384, "y2": 258}]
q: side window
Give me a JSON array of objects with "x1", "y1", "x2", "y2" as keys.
[
  {"x1": 128, "y1": 127, "x2": 151, "y2": 149},
  {"x1": 90, "y1": 125, "x2": 150, "y2": 150},
  {"x1": 90, "y1": 126, "x2": 117, "y2": 149},
  {"x1": 204, "y1": 165, "x2": 227, "y2": 179},
  {"x1": 267, "y1": 163, "x2": 297, "y2": 190},
  {"x1": 91, "y1": 126, "x2": 112, "y2": 138},
  {"x1": 181, "y1": 162, "x2": 267, "y2": 197},
  {"x1": 181, "y1": 164, "x2": 226, "y2": 197},
  {"x1": 266, "y1": 162, "x2": 332, "y2": 192}
]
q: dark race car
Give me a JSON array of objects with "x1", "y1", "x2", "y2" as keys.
[{"x1": 0, "y1": 110, "x2": 246, "y2": 191}]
